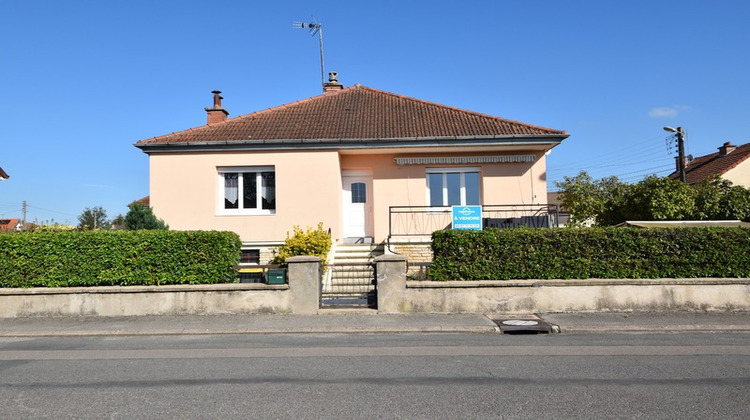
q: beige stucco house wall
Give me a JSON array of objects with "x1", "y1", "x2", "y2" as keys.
[
  {"x1": 724, "y1": 161, "x2": 750, "y2": 188},
  {"x1": 148, "y1": 149, "x2": 550, "y2": 247},
  {"x1": 150, "y1": 150, "x2": 343, "y2": 241}
]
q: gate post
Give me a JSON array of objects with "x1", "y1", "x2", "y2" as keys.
[
  {"x1": 375, "y1": 254, "x2": 407, "y2": 313},
  {"x1": 286, "y1": 256, "x2": 321, "y2": 314}
]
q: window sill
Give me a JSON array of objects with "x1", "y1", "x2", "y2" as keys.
[{"x1": 217, "y1": 211, "x2": 276, "y2": 216}]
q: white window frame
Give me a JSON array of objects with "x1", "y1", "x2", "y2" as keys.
[
  {"x1": 217, "y1": 166, "x2": 275, "y2": 216},
  {"x1": 425, "y1": 167, "x2": 481, "y2": 207}
]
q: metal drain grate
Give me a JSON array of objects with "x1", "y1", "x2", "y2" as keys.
[{"x1": 493, "y1": 318, "x2": 559, "y2": 334}]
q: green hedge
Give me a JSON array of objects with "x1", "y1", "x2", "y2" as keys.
[
  {"x1": 0, "y1": 230, "x2": 241, "y2": 287},
  {"x1": 429, "y1": 227, "x2": 750, "y2": 280}
]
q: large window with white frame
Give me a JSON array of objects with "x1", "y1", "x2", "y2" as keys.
[
  {"x1": 426, "y1": 167, "x2": 480, "y2": 207},
  {"x1": 218, "y1": 167, "x2": 275, "y2": 215}
]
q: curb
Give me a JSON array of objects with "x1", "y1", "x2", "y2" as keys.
[
  {"x1": 0, "y1": 326, "x2": 500, "y2": 338},
  {"x1": 558, "y1": 325, "x2": 750, "y2": 333}
]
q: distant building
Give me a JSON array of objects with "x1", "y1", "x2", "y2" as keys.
[
  {"x1": 0, "y1": 167, "x2": 9, "y2": 180},
  {"x1": 129, "y1": 196, "x2": 150, "y2": 207},
  {"x1": 0, "y1": 219, "x2": 20, "y2": 232},
  {"x1": 670, "y1": 142, "x2": 750, "y2": 188}
]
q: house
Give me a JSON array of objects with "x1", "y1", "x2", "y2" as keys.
[
  {"x1": 0, "y1": 167, "x2": 9, "y2": 181},
  {"x1": 670, "y1": 142, "x2": 750, "y2": 187},
  {"x1": 0, "y1": 219, "x2": 20, "y2": 232},
  {"x1": 135, "y1": 74, "x2": 569, "y2": 262}
]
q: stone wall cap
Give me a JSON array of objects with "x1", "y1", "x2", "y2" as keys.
[
  {"x1": 286, "y1": 256, "x2": 322, "y2": 263},
  {"x1": 406, "y1": 278, "x2": 750, "y2": 288},
  {"x1": 374, "y1": 254, "x2": 408, "y2": 262},
  {"x1": 0, "y1": 283, "x2": 289, "y2": 295}
]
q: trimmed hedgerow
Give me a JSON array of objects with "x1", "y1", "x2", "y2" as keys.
[
  {"x1": 0, "y1": 230, "x2": 241, "y2": 288},
  {"x1": 429, "y1": 227, "x2": 750, "y2": 280}
]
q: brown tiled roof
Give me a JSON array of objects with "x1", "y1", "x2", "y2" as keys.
[
  {"x1": 670, "y1": 142, "x2": 750, "y2": 184},
  {"x1": 129, "y1": 196, "x2": 150, "y2": 207},
  {"x1": 0, "y1": 218, "x2": 19, "y2": 231},
  {"x1": 0, "y1": 167, "x2": 8, "y2": 180},
  {"x1": 136, "y1": 85, "x2": 567, "y2": 147}
]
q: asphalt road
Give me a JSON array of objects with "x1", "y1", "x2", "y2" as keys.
[{"x1": 1, "y1": 332, "x2": 750, "y2": 419}]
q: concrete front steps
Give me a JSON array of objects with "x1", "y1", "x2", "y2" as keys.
[{"x1": 322, "y1": 243, "x2": 384, "y2": 306}]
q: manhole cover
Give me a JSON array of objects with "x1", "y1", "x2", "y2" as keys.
[
  {"x1": 501, "y1": 320, "x2": 539, "y2": 326},
  {"x1": 493, "y1": 318, "x2": 557, "y2": 334}
]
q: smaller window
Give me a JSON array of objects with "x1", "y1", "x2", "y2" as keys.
[
  {"x1": 240, "y1": 249, "x2": 260, "y2": 264},
  {"x1": 351, "y1": 182, "x2": 367, "y2": 204}
]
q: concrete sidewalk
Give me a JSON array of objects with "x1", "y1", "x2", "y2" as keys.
[
  {"x1": 540, "y1": 311, "x2": 750, "y2": 333},
  {"x1": 2, "y1": 311, "x2": 750, "y2": 337},
  {"x1": 0, "y1": 311, "x2": 499, "y2": 337}
]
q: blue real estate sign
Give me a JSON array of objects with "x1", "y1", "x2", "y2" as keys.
[{"x1": 452, "y1": 205, "x2": 482, "y2": 230}]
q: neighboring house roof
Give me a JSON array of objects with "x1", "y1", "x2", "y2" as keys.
[
  {"x1": 670, "y1": 142, "x2": 750, "y2": 184},
  {"x1": 129, "y1": 196, "x2": 150, "y2": 207},
  {"x1": 0, "y1": 167, "x2": 8, "y2": 180},
  {"x1": 0, "y1": 218, "x2": 19, "y2": 231},
  {"x1": 135, "y1": 84, "x2": 568, "y2": 152}
]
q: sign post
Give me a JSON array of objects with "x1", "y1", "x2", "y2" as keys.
[{"x1": 452, "y1": 205, "x2": 482, "y2": 230}]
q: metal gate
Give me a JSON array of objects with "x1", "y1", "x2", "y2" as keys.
[{"x1": 320, "y1": 262, "x2": 377, "y2": 308}]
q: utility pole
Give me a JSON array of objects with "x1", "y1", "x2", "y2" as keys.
[
  {"x1": 22, "y1": 200, "x2": 27, "y2": 231},
  {"x1": 663, "y1": 126, "x2": 687, "y2": 183}
]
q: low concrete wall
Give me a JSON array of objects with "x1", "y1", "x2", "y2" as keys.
[
  {"x1": 5, "y1": 255, "x2": 750, "y2": 317},
  {"x1": 0, "y1": 256, "x2": 323, "y2": 318},
  {"x1": 0, "y1": 284, "x2": 291, "y2": 317},
  {"x1": 376, "y1": 255, "x2": 750, "y2": 313},
  {"x1": 401, "y1": 279, "x2": 750, "y2": 313}
]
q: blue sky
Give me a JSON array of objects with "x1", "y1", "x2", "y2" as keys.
[{"x1": 1, "y1": 0, "x2": 748, "y2": 225}]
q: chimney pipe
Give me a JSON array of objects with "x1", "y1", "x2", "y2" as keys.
[
  {"x1": 323, "y1": 72, "x2": 343, "y2": 94},
  {"x1": 205, "y1": 90, "x2": 229, "y2": 125}
]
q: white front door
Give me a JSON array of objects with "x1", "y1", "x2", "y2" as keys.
[{"x1": 342, "y1": 175, "x2": 372, "y2": 240}]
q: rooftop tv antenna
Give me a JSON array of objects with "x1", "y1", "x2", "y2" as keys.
[{"x1": 292, "y1": 18, "x2": 325, "y2": 92}]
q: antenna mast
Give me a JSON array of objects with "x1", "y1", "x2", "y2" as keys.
[{"x1": 293, "y1": 19, "x2": 325, "y2": 92}]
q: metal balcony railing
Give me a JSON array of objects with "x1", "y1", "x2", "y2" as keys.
[{"x1": 388, "y1": 204, "x2": 559, "y2": 238}]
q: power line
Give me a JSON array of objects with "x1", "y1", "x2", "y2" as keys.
[
  {"x1": 25, "y1": 204, "x2": 77, "y2": 218},
  {"x1": 548, "y1": 133, "x2": 679, "y2": 184}
]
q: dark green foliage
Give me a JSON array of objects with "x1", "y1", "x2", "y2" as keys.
[
  {"x1": 429, "y1": 227, "x2": 750, "y2": 280},
  {"x1": 555, "y1": 172, "x2": 626, "y2": 227},
  {"x1": 0, "y1": 230, "x2": 241, "y2": 287},
  {"x1": 124, "y1": 203, "x2": 169, "y2": 230},
  {"x1": 555, "y1": 172, "x2": 750, "y2": 226},
  {"x1": 78, "y1": 206, "x2": 110, "y2": 230},
  {"x1": 692, "y1": 177, "x2": 750, "y2": 221}
]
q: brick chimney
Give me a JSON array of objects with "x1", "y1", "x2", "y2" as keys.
[
  {"x1": 718, "y1": 142, "x2": 736, "y2": 156},
  {"x1": 323, "y1": 72, "x2": 343, "y2": 94},
  {"x1": 205, "y1": 90, "x2": 229, "y2": 125}
]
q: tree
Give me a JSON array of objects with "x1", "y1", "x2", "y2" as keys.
[
  {"x1": 112, "y1": 214, "x2": 126, "y2": 226},
  {"x1": 77, "y1": 206, "x2": 110, "y2": 230},
  {"x1": 718, "y1": 184, "x2": 750, "y2": 221},
  {"x1": 622, "y1": 176, "x2": 695, "y2": 222},
  {"x1": 555, "y1": 172, "x2": 626, "y2": 227},
  {"x1": 693, "y1": 177, "x2": 750, "y2": 221},
  {"x1": 556, "y1": 171, "x2": 750, "y2": 226},
  {"x1": 124, "y1": 203, "x2": 169, "y2": 230}
]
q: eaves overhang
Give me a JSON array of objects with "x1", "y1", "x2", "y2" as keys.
[{"x1": 134, "y1": 134, "x2": 569, "y2": 154}]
